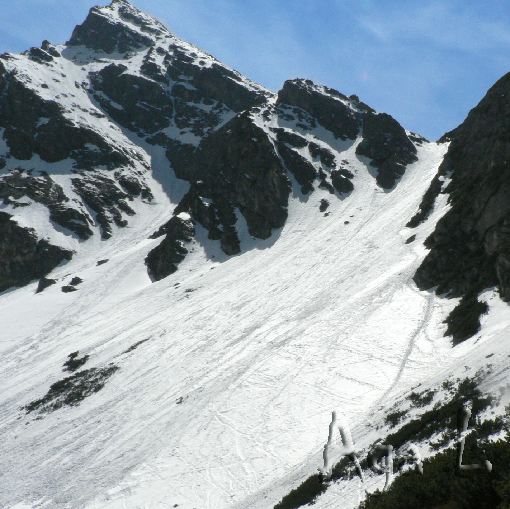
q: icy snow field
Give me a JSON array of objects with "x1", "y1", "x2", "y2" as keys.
[{"x1": 2, "y1": 139, "x2": 510, "y2": 509}]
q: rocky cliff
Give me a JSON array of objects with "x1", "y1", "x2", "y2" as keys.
[
  {"x1": 411, "y1": 72, "x2": 510, "y2": 342},
  {"x1": 0, "y1": 0, "x2": 422, "y2": 293}
]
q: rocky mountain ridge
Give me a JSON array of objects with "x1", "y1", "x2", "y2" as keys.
[
  {"x1": 1, "y1": 0, "x2": 508, "y2": 347},
  {"x1": 3, "y1": 3, "x2": 510, "y2": 509},
  {"x1": 409, "y1": 72, "x2": 510, "y2": 342},
  {"x1": 0, "y1": 0, "x2": 423, "y2": 291}
]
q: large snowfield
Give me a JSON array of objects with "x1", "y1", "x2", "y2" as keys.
[
  {"x1": 2, "y1": 132, "x2": 510, "y2": 509},
  {"x1": 1, "y1": 4, "x2": 510, "y2": 503}
]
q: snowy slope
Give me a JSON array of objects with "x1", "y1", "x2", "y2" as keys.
[
  {"x1": 0, "y1": 0, "x2": 271, "y2": 262},
  {"x1": 4, "y1": 136, "x2": 506, "y2": 509},
  {"x1": 2, "y1": 3, "x2": 510, "y2": 509}
]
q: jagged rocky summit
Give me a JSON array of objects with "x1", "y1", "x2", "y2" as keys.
[
  {"x1": 0, "y1": 0, "x2": 423, "y2": 293},
  {"x1": 3, "y1": 0, "x2": 508, "y2": 346}
]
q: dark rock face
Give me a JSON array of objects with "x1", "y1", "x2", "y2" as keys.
[
  {"x1": 41, "y1": 40, "x2": 61, "y2": 58},
  {"x1": 173, "y1": 182, "x2": 241, "y2": 255},
  {"x1": 272, "y1": 125, "x2": 355, "y2": 196},
  {"x1": 356, "y1": 112, "x2": 418, "y2": 189},
  {"x1": 272, "y1": 127, "x2": 308, "y2": 149},
  {"x1": 165, "y1": 50, "x2": 268, "y2": 113},
  {"x1": 276, "y1": 140, "x2": 316, "y2": 194},
  {"x1": 276, "y1": 79, "x2": 417, "y2": 190},
  {"x1": 86, "y1": 36, "x2": 268, "y2": 187},
  {"x1": 309, "y1": 143, "x2": 335, "y2": 168},
  {"x1": 183, "y1": 112, "x2": 291, "y2": 240},
  {"x1": 277, "y1": 79, "x2": 364, "y2": 140},
  {"x1": 27, "y1": 47, "x2": 54, "y2": 64},
  {"x1": 163, "y1": 139, "x2": 197, "y2": 181},
  {"x1": 0, "y1": 63, "x2": 132, "y2": 167},
  {"x1": 145, "y1": 214, "x2": 195, "y2": 280},
  {"x1": 67, "y1": 2, "x2": 158, "y2": 54},
  {"x1": 36, "y1": 277, "x2": 57, "y2": 293},
  {"x1": 72, "y1": 174, "x2": 137, "y2": 239},
  {"x1": 331, "y1": 168, "x2": 354, "y2": 194},
  {"x1": 0, "y1": 212, "x2": 73, "y2": 293},
  {"x1": 0, "y1": 170, "x2": 93, "y2": 239},
  {"x1": 150, "y1": 109, "x2": 304, "y2": 273},
  {"x1": 89, "y1": 63, "x2": 174, "y2": 135},
  {"x1": 406, "y1": 174, "x2": 444, "y2": 228},
  {"x1": 0, "y1": 167, "x2": 152, "y2": 246},
  {"x1": 413, "y1": 71, "x2": 510, "y2": 342}
]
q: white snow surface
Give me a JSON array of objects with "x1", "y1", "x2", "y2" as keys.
[
  {"x1": 2, "y1": 9, "x2": 510, "y2": 504},
  {"x1": 3, "y1": 138, "x2": 510, "y2": 509}
]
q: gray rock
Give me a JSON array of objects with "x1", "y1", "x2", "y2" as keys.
[
  {"x1": 331, "y1": 170, "x2": 354, "y2": 194},
  {"x1": 145, "y1": 214, "x2": 195, "y2": 280},
  {"x1": 182, "y1": 112, "x2": 291, "y2": 241},
  {"x1": 0, "y1": 170, "x2": 93, "y2": 240},
  {"x1": 0, "y1": 211, "x2": 72, "y2": 293},
  {"x1": 36, "y1": 277, "x2": 57, "y2": 294},
  {"x1": 276, "y1": 141, "x2": 316, "y2": 194},
  {"x1": 72, "y1": 174, "x2": 136, "y2": 239},
  {"x1": 277, "y1": 79, "x2": 363, "y2": 140},
  {"x1": 413, "y1": 72, "x2": 510, "y2": 341},
  {"x1": 356, "y1": 112, "x2": 417, "y2": 189},
  {"x1": 67, "y1": 4, "x2": 155, "y2": 54}
]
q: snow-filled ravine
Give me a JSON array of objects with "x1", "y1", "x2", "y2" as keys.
[{"x1": 2, "y1": 138, "x2": 510, "y2": 509}]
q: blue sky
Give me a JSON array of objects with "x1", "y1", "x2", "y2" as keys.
[{"x1": 1, "y1": 0, "x2": 510, "y2": 140}]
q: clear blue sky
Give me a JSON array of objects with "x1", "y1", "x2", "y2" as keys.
[{"x1": 1, "y1": 0, "x2": 510, "y2": 141}]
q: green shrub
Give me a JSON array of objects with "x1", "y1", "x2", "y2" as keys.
[
  {"x1": 408, "y1": 389, "x2": 437, "y2": 407},
  {"x1": 385, "y1": 410, "x2": 407, "y2": 427},
  {"x1": 24, "y1": 364, "x2": 119, "y2": 415},
  {"x1": 360, "y1": 437, "x2": 510, "y2": 509}
]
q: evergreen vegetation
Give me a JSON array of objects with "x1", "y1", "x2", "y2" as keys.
[
  {"x1": 273, "y1": 374, "x2": 508, "y2": 509},
  {"x1": 360, "y1": 436, "x2": 510, "y2": 509}
]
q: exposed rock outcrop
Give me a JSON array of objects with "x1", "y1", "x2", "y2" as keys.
[
  {"x1": 145, "y1": 214, "x2": 195, "y2": 280},
  {"x1": 356, "y1": 112, "x2": 418, "y2": 189},
  {"x1": 274, "y1": 140, "x2": 315, "y2": 194},
  {"x1": 0, "y1": 170, "x2": 93, "y2": 239},
  {"x1": 164, "y1": 47, "x2": 268, "y2": 113},
  {"x1": 276, "y1": 79, "x2": 417, "y2": 190},
  {"x1": 331, "y1": 168, "x2": 354, "y2": 194},
  {"x1": 179, "y1": 112, "x2": 291, "y2": 241},
  {"x1": 277, "y1": 79, "x2": 364, "y2": 141},
  {"x1": 72, "y1": 174, "x2": 138, "y2": 239},
  {"x1": 0, "y1": 62, "x2": 131, "y2": 167},
  {"x1": 0, "y1": 212, "x2": 72, "y2": 293},
  {"x1": 67, "y1": 1, "x2": 159, "y2": 54},
  {"x1": 36, "y1": 277, "x2": 57, "y2": 294},
  {"x1": 413, "y1": 71, "x2": 510, "y2": 342},
  {"x1": 89, "y1": 63, "x2": 174, "y2": 135}
]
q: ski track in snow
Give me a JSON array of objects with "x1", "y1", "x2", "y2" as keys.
[{"x1": 2, "y1": 138, "x2": 510, "y2": 509}]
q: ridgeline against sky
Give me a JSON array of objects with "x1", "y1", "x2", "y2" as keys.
[{"x1": 1, "y1": 0, "x2": 510, "y2": 141}]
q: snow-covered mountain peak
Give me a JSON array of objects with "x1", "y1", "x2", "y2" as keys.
[
  {"x1": 67, "y1": 0, "x2": 169, "y2": 54},
  {"x1": 66, "y1": 0, "x2": 271, "y2": 101},
  {"x1": 3, "y1": 3, "x2": 510, "y2": 509},
  {"x1": 279, "y1": 77, "x2": 375, "y2": 115}
]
